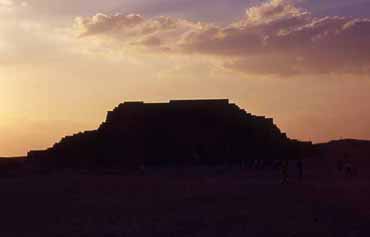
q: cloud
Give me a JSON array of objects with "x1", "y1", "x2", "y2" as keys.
[
  {"x1": 245, "y1": 0, "x2": 307, "y2": 24},
  {"x1": 75, "y1": 0, "x2": 370, "y2": 76},
  {"x1": 74, "y1": 12, "x2": 203, "y2": 53},
  {"x1": 75, "y1": 13, "x2": 145, "y2": 37}
]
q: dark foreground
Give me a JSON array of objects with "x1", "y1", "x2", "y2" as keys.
[{"x1": 0, "y1": 167, "x2": 369, "y2": 237}]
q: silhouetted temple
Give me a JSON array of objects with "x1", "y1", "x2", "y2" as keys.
[{"x1": 28, "y1": 99, "x2": 311, "y2": 168}]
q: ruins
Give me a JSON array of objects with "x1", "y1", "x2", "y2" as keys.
[{"x1": 28, "y1": 99, "x2": 312, "y2": 168}]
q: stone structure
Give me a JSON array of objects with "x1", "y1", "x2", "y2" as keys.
[{"x1": 28, "y1": 99, "x2": 312, "y2": 168}]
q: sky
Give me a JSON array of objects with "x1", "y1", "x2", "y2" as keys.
[{"x1": 1, "y1": 0, "x2": 370, "y2": 156}]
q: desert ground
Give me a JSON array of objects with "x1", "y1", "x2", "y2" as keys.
[{"x1": 0, "y1": 163, "x2": 369, "y2": 237}]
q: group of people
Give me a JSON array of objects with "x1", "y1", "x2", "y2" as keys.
[
  {"x1": 281, "y1": 159, "x2": 303, "y2": 184},
  {"x1": 337, "y1": 158, "x2": 357, "y2": 178},
  {"x1": 281, "y1": 153, "x2": 358, "y2": 184}
]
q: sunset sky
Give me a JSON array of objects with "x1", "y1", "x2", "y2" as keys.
[{"x1": 1, "y1": 0, "x2": 370, "y2": 156}]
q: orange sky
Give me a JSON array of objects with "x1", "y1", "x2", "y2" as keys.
[{"x1": 1, "y1": 0, "x2": 370, "y2": 156}]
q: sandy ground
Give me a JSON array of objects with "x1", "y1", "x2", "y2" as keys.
[{"x1": 0, "y1": 167, "x2": 369, "y2": 237}]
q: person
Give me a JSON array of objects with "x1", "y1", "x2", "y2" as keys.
[
  {"x1": 343, "y1": 153, "x2": 353, "y2": 178},
  {"x1": 337, "y1": 160, "x2": 343, "y2": 171},
  {"x1": 297, "y1": 159, "x2": 303, "y2": 182},
  {"x1": 281, "y1": 159, "x2": 288, "y2": 184},
  {"x1": 344, "y1": 162, "x2": 353, "y2": 178}
]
